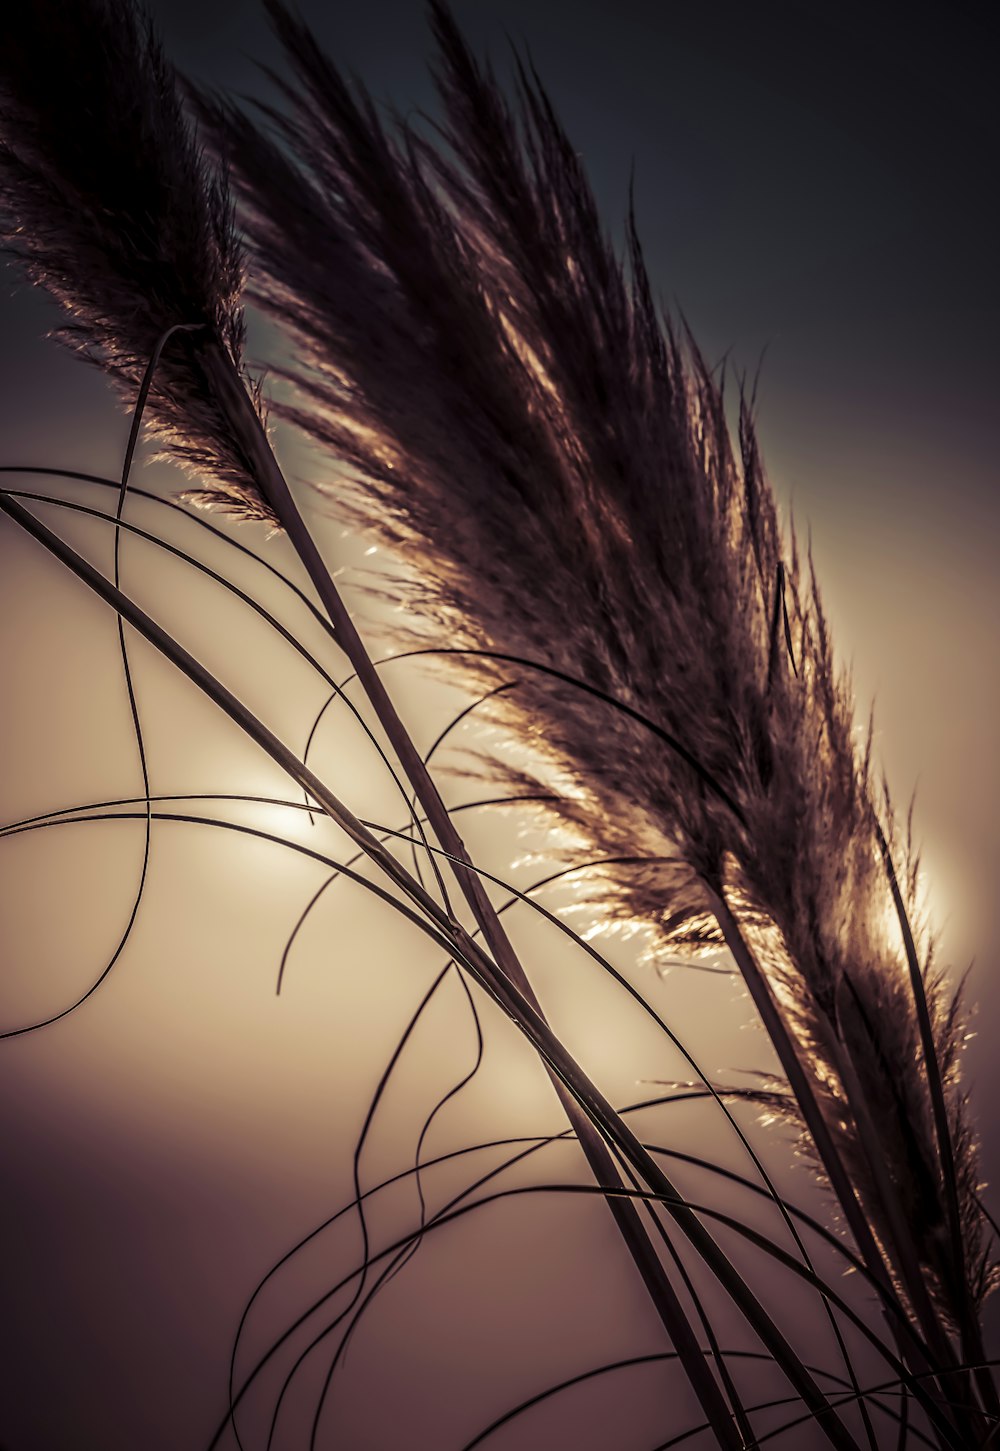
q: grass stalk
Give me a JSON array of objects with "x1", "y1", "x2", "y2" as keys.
[
  {"x1": 706, "y1": 887, "x2": 966, "y2": 1444},
  {"x1": 873, "y1": 816, "x2": 1000, "y2": 1422},
  {"x1": 828, "y1": 1001, "x2": 981, "y2": 1435},
  {"x1": 705, "y1": 891, "x2": 892, "y2": 1292}
]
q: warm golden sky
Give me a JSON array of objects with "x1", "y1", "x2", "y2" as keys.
[{"x1": 0, "y1": 4, "x2": 997, "y2": 1449}]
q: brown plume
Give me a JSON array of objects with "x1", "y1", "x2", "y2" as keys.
[
  {"x1": 193, "y1": 0, "x2": 997, "y2": 1346},
  {"x1": 0, "y1": 0, "x2": 277, "y2": 525}
]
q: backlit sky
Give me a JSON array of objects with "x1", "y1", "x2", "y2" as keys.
[{"x1": 0, "y1": 3, "x2": 997, "y2": 1448}]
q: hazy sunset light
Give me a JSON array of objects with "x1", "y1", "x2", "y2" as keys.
[{"x1": 1, "y1": 4, "x2": 997, "y2": 1450}]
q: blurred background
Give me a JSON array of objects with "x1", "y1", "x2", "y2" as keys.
[{"x1": 0, "y1": 2, "x2": 996, "y2": 1447}]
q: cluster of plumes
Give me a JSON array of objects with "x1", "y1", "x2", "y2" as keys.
[
  {"x1": 193, "y1": 0, "x2": 997, "y2": 1331},
  {"x1": 0, "y1": 0, "x2": 992, "y2": 1353},
  {"x1": 0, "y1": 0, "x2": 276, "y2": 525}
]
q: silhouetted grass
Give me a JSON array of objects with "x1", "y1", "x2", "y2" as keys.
[
  {"x1": 0, "y1": 1, "x2": 996, "y2": 1448},
  {"x1": 191, "y1": 0, "x2": 996, "y2": 1418}
]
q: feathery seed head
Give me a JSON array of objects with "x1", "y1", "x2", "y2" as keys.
[
  {"x1": 0, "y1": 0, "x2": 277, "y2": 524},
  {"x1": 193, "y1": 0, "x2": 1000, "y2": 1331}
]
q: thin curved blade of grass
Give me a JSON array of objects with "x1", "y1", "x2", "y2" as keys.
[
  {"x1": 308, "y1": 1145, "x2": 758, "y2": 1451},
  {"x1": 461, "y1": 1352, "x2": 935, "y2": 1451},
  {"x1": 305, "y1": 649, "x2": 747, "y2": 827},
  {"x1": 0, "y1": 466, "x2": 336, "y2": 637},
  {"x1": 0, "y1": 785, "x2": 549, "y2": 981},
  {"x1": 274, "y1": 793, "x2": 555, "y2": 994},
  {"x1": 404, "y1": 680, "x2": 518, "y2": 887},
  {"x1": 0, "y1": 789, "x2": 147, "y2": 1041},
  {"x1": 872, "y1": 813, "x2": 997, "y2": 1420},
  {"x1": 5, "y1": 482, "x2": 445, "y2": 906},
  {"x1": 0, "y1": 314, "x2": 196, "y2": 1036},
  {"x1": 216, "y1": 1174, "x2": 961, "y2": 1450},
  {"x1": 213, "y1": 1080, "x2": 940, "y2": 1451},
  {"x1": 298, "y1": 966, "x2": 484, "y2": 1449},
  {"x1": 0, "y1": 791, "x2": 316, "y2": 838},
  {"x1": 350, "y1": 963, "x2": 485, "y2": 1303},
  {"x1": 652, "y1": 1358, "x2": 1000, "y2": 1451},
  {"x1": 103, "y1": 332, "x2": 195, "y2": 1021}
]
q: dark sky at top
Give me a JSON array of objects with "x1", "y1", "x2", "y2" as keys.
[{"x1": 150, "y1": 0, "x2": 999, "y2": 417}]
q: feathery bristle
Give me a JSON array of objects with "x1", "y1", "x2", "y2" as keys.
[
  {"x1": 0, "y1": 0, "x2": 277, "y2": 525},
  {"x1": 195, "y1": 0, "x2": 997, "y2": 1336}
]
